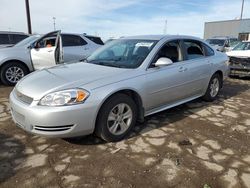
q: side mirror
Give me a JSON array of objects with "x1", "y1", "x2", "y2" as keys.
[
  {"x1": 154, "y1": 57, "x2": 173, "y2": 67},
  {"x1": 224, "y1": 42, "x2": 230, "y2": 48},
  {"x1": 29, "y1": 42, "x2": 39, "y2": 49}
]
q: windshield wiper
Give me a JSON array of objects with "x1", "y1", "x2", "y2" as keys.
[{"x1": 98, "y1": 62, "x2": 122, "y2": 68}]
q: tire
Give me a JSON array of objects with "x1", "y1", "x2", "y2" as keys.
[
  {"x1": 0, "y1": 62, "x2": 29, "y2": 86},
  {"x1": 95, "y1": 93, "x2": 137, "y2": 142},
  {"x1": 202, "y1": 73, "x2": 222, "y2": 102}
]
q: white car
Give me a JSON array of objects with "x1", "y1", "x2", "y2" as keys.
[
  {"x1": 226, "y1": 41, "x2": 250, "y2": 77},
  {"x1": 226, "y1": 41, "x2": 250, "y2": 58}
]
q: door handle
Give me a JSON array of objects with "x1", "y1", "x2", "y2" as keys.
[
  {"x1": 179, "y1": 67, "x2": 188, "y2": 72},
  {"x1": 47, "y1": 50, "x2": 53, "y2": 53}
]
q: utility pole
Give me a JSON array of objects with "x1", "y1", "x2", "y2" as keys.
[
  {"x1": 25, "y1": 0, "x2": 32, "y2": 34},
  {"x1": 53, "y1": 17, "x2": 56, "y2": 31},
  {"x1": 163, "y1": 20, "x2": 167, "y2": 34},
  {"x1": 240, "y1": 0, "x2": 245, "y2": 19}
]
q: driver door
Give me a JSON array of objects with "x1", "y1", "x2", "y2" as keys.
[
  {"x1": 145, "y1": 40, "x2": 190, "y2": 112},
  {"x1": 30, "y1": 30, "x2": 63, "y2": 70}
]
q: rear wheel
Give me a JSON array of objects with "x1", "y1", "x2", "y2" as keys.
[
  {"x1": 95, "y1": 93, "x2": 137, "y2": 142},
  {"x1": 202, "y1": 73, "x2": 222, "y2": 101},
  {"x1": 0, "y1": 62, "x2": 29, "y2": 86}
]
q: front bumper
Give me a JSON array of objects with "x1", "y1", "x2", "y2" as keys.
[
  {"x1": 9, "y1": 91, "x2": 98, "y2": 138},
  {"x1": 229, "y1": 66, "x2": 250, "y2": 77},
  {"x1": 229, "y1": 57, "x2": 250, "y2": 77}
]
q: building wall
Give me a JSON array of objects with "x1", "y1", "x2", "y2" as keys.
[{"x1": 204, "y1": 19, "x2": 250, "y2": 39}]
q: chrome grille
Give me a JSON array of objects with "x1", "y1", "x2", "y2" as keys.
[{"x1": 15, "y1": 89, "x2": 33, "y2": 104}]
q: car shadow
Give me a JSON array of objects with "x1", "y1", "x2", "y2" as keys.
[
  {"x1": 0, "y1": 133, "x2": 26, "y2": 184},
  {"x1": 65, "y1": 79, "x2": 250, "y2": 146}
]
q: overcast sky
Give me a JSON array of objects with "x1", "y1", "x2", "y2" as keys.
[{"x1": 0, "y1": 0, "x2": 249, "y2": 40}]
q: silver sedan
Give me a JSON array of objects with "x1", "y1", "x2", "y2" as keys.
[{"x1": 10, "y1": 35, "x2": 229, "y2": 142}]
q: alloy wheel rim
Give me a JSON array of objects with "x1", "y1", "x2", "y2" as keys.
[
  {"x1": 107, "y1": 103, "x2": 133, "y2": 135},
  {"x1": 210, "y1": 77, "x2": 219, "y2": 97},
  {"x1": 5, "y1": 67, "x2": 24, "y2": 83}
]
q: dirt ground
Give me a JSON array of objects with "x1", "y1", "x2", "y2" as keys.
[{"x1": 0, "y1": 78, "x2": 250, "y2": 188}]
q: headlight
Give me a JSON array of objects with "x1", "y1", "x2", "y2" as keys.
[{"x1": 39, "y1": 89, "x2": 89, "y2": 106}]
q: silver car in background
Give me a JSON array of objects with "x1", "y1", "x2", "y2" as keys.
[
  {"x1": 0, "y1": 31, "x2": 29, "y2": 48},
  {"x1": 0, "y1": 31, "x2": 103, "y2": 85},
  {"x1": 10, "y1": 35, "x2": 229, "y2": 142}
]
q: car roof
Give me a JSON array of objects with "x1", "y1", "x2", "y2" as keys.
[
  {"x1": 60, "y1": 32, "x2": 100, "y2": 38},
  {"x1": 0, "y1": 31, "x2": 29, "y2": 35},
  {"x1": 207, "y1": 36, "x2": 237, "y2": 40},
  {"x1": 121, "y1": 35, "x2": 203, "y2": 41}
]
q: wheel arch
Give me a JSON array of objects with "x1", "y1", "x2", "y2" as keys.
[
  {"x1": 0, "y1": 59, "x2": 31, "y2": 73},
  {"x1": 213, "y1": 70, "x2": 223, "y2": 88},
  {"x1": 95, "y1": 88, "x2": 145, "y2": 124}
]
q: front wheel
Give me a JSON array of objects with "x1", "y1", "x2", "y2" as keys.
[
  {"x1": 202, "y1": 73, "x2": 222, "y2": 102},
  {"x1": 95, "y1": 93, "x2": 137, "y2": 142},
  {"x1": 0, "y1": 62, "x2": 29, "y2": 86}
]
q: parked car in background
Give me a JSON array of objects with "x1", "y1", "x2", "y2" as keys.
[
  {"x1": 206, "y1": 36, "x2": 239, "y2": 52},
  {"x1": 226, "y1": 41, "x2": 250, "y2": 77},
  {"x1": 10, "y1": 35, "x2": 229, "y2": 142},
  {"x1": 0, "y1": 31, "x2": 29, "y2": 48},
  {"x1": 0, "y1": 30, "x2": 103, "y2": 85}
]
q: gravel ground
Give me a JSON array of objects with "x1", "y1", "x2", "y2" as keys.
[{"x1": 0, "y1": 78, "x2": 250, "y2": 188}]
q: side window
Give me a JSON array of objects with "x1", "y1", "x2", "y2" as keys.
[
  {"x1": 156, "y1": 40, "x2": 181, "y2": 63},
  {"x1": 183, "y1": 40, "x2": 205, "y2": 60},
  {"x1": 62, "y1": 35, "x2": 87, "y2": 47},
  {"x1": 203, "y1": 43, "x2": 214, "y2": 56},
  {"x1": 0, "y1": 34, "x2": 10, "y2": 44},
  {"x1": 37, "y1": 37, "x2": 56, "y2": 48},
  {"x1": 10, "y1": 34, "x2": 28, "y2": 44}
]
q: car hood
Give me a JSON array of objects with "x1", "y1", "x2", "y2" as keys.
[
  {"x1": 0, "y1": 45, "x2": 25, "y2": 52},
  {"x1": 16, "y1": 62, "x2": 131, "y2": 100},
  {"x1": 226, "y1": 51, "x2": 250, "y2": 58},
  {"x1": 0, "y1": 46, "x2": 27, "y2": 59}
]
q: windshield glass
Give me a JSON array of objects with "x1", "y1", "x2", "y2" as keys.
[
  {"x1": 86, "y1": 39, "x2": 158, "y2": 68},
  {"x1": 14, "y1": 35, "x2": 40, "y2": 47},
  {"x1": 233, "y1": 42, "x2": 250, "y2": 51},
  {"x1": 206, "y1": 39, "x2": 225, "y2": 46}
]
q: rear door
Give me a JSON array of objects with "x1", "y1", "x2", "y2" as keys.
[
  {"x1": 62, "y1": 34, "x2": 89, "y2": 62},
  {"x1": 180, "y1": 39, "x2": 212, "y2": 96},
  {"x1": 30, "y1": 30, "x2": 63, "y2": 70}
]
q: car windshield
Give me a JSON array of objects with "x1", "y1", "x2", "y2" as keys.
[
  {"x1": 233, "y1": 42, "x2": 250, "y2": 51},
  {"x1": 206, "y1": 39, "x2": 225, "y2": 46},
  {"x1": 86, "y1": 39, "x2": 158, "y2": 68},
  {"x1": 14, "y1": 35, "x2": 40, "y2": 47}
]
